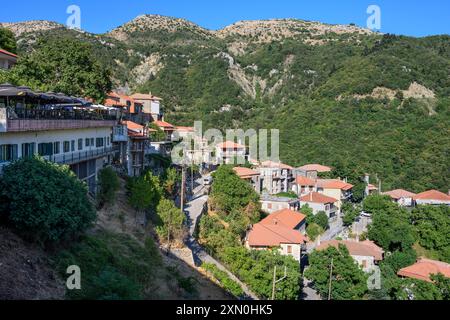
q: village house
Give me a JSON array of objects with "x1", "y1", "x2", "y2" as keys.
[
  {"x1": 257, "y1": 160, "x2": 294, "y2": 194},
  {"x1": 397, "y1": 258, "x2": 450, "y2": 282},
  {"x1": 413, "y1": 189, "x2": 450, "y2": 206},
  {"x1": 0, "y1": 84, "x2": 119, "y2": 194},
  {"x1": 295, "y1": 163, "x2": 332, "y2": 180},
  {"x1": 131, "y1": 93, "x2": 164, "y2": 122},
  {"x1": 215, "y1": 141, "x2": 247, "y2": 165},
  {"x1": 233, "y1": 166, "x2": 262, "y2": 194},
  {"x1": 0, "y1": 49, "x2": 17, "y2": 70},
  {"x1": 245, "y1": 209, "x2": 308, "y2": 261},
  {"x1": 260, "y1": 194, "x2": 300, "y2": 214},
  {"x1": 382, "y1": 189, "x2": 417, "y2": 207},
  {"x1": 316, "y1": 240, "x2": 384, "y2": 272},
  {"x1": 299, "y1": 192, "x2": 339, "y2": 219},
  {"x1": 316, "y1": 179, "x2": 354, "y2": 211},
  {"x1": 292, "y1": 176, "x2": 316, "y2": 196}
]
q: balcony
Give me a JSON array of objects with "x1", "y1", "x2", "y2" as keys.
[{"x1": 2, "y1": 106, "x2": 119, "y2": 132}]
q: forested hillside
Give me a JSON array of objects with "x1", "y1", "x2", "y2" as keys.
[{"x1": 2, "y1": 15, "x2": 449, "y2": 192}]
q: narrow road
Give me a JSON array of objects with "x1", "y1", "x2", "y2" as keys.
[{"x1": 183, "y1": 175, "x2": 260, "y2": 300}]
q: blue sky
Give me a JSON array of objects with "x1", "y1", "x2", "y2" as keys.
[{"x1": 1, "y1": 0, "x2": 449, "y2": 37}]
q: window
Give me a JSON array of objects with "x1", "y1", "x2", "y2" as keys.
[
  {"x1": 96, "y1": 138, "x2": 104, "y2": 148},
  {"x1": 38, "y1": 143, "x2": 53, "y2": 156},
  {"x1": 22, "y1": 143, "x2": 35, "y2": 158},
  {"x1": 78, "y1": 139, "x2": 83, "y2": 151},
  {"x1": 107, "y1": 137, "x2": 110, "y2": 146},
  {"x1": 53, "y1": 142, "x2": 60, "y2": 155},
  {"x1": 0, "y1": 144, "x2": 18, "y2": 162},
  {"x1": 362, "y1": 260, "x2": 367, "y2": 268},
  {"x1": 90, "y1": 138, "x2": 94, "y2": 146},
  {"x1": 287, "y1": 246, "x2": 292, "y2": 254},
  {"x1": 63, "y1": 141, "x2": 70, "y2": 153},
  {"x1": 71, "y1": 140, "x2": 75, "y2": 152},
  {"x1": 268, "y1": 203, "x2": 272, "y2": 209},
  {"x1": 85, "y1": 138, "x2": 90, "y2": 147}
]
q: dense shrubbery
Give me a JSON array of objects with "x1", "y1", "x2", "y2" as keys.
[
  {"x1": 202, "y1": 263, "x2": 244, "y2": 298},
  {"x1": 53, "y1": 231, "x2": 162, "y2": 300},
  {"x1": 155, "y1": 198, "x2": 186, "y2": 244},
  {"x1": 0, "y1": 157, "x2": 96, "y2": 244},
  {"x1": 305, "y1": 245, "x2": 368, "y2": 300}
]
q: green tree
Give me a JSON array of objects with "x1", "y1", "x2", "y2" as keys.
[
  {"x1": 162, "y1": 167, "x2": 179, "y2": 198},
  {"x1": 97, "y1": 167, "x2": 120, "y2": 207},
  {"x1": 149, "y1": 122, "x2": 167, "y2": 141},
  {"x1": 9, "y1": 37, "x2": 111, "y2": 102},
  {"x1": 342, "y1": 202, "x2": 360, "y2": 226},
  {"x1": 411, "y1": 205, "x2": 450, "y2": 262},
  {"x1": 127, "y1": 171, "x2": 163, "y2": 212},
  {"x1": 363, "y1": 195, "x2": 394, "y2": 213},
  {"x1": 305, "y1": 245, "x2": 368, "y2": 300},
  {"x1": 313, "y1": 211, "x2": 329, "y2": 230},
  {"x1": 0, "y1": 27, "x2": 16, "y2": 53},
  {"x1": 306, "y1": 223, "x2": 324, "y2": 241},
  {"x1": 155, "y1": 198, "x2": 186, "y2": 244},
  {"x1": 0, "y1": 157, "x2": 95, "y2": 244},
  {"x1": 300, "y1": 204, "x2": 314, "y2": 225}
]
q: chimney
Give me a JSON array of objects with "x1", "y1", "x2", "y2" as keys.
[{"x1": 310, "y1": 192, "x2": 313, "y2": 202}]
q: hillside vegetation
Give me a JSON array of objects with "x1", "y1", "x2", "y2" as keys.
[{"x1": 2, "y1": 15, "x2": 449, "y2": 192}]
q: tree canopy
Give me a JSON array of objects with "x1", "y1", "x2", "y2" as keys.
[{"x1": 0, "y1": 27, "x2": 17, "y2": 53}]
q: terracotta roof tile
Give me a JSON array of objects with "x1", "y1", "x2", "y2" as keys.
[
  {"x1": 233, "y1": 167, "x2": 259, "y2": 179},
  {"x1": 299, "y1": 192, "x2": 338, "y2": 204},
  {"x1": 298, "y1": 164, "x2": 332, "y2": 172},
  {"x1": 316, "y1": 240, "x2": 384, "y2": 260},
  {"x1": 217, "y1": 141, "x2": 245, "y2": 149},
  {"x1": 382, "y1": 189, "x2": 416, "y2": 200},
  {"x1": 398, "y1": 258, "x2": 450, "y2": 282},
  {"x1": 259, "y1": 208, "x2": 306, "y2": 229},
  {"x1": 413, "y1": 190, "x2": 450, "y2": 201},
  {"x1": 295, "y1": 176, "x2": 316, "y2": 186},
  {"x1": 247, "y1": 223, "x2": 307, "y2": 246}
]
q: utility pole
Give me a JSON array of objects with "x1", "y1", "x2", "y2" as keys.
[
  {"x1": 271, "y1": 266, "x2": 287, "y2": 300},
  {"x1": 328, "y1": 258, "x2": 334, "y2": 300},
  {"x1": 181, "y1": 164, "x2": 186, "y2": 213}
]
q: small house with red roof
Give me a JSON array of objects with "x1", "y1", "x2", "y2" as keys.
[
  {"x1": 233, "y1": 166, "x2": 262, "y2": 194},
  {"x1": 299, "y1": 192, "x2": 339, "y2": 218},
  {"x1": 382, "y1": 189, "x2": 417, "y2": 207},
  {"x1": 245, "y1": 208, "x2": 308, "y2": 261},
  {"x1": 398, "y1": 258, "x2": 450, "y2": 282},
  {"x1": 0, "y1": 48, "x2": 17, "y2": 70},
  {"x1": 316, "y1": 239, "x2": 384, "y2": 272},
  {"x1": 413, "y1": 189, "x2": 450, "y2": 206}
]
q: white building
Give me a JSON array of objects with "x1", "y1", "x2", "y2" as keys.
[
  {"x1": 382, "y1": 189, "x2": 416, "y2": 207},
  {"x1": 215, "y1": 141, "x2": 246, "y2": 165},
  {"x1": 260, "y1": 194, "x2": 300, "y2": 214},
  {"x1": 299, "y1": 192, "x2": 339, "y2": 219},
  {"x1": 0, "y1": 49, "x2": 17, "y2": 70},
  {"x1": 413, "y1": 190, "x2": 450, "y2": 206},
  {"x1": 257, "y1": 161, "x2": 294, "y2": 195},
  {"x1": 0, "y1": 99, "x2": 117, "y2": 194}
]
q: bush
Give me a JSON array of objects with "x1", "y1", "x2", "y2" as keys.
[
  {"x1": 202, "y1": 263, "x2": 244, "y2": 297},
  {"x1": 0, "y1": 157, "x2": 96, "y2": 244},
  {"x1": 306, "y1": 223, "x2": 324, "y2": 241},
  {"x1": 97, "y1": 167, "x2": 120, "y2": 207},
  {"x1": 313, "y1": 211, "x2": 329, "y2": 230}
]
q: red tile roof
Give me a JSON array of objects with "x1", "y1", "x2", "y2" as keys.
[
  {"x1": 299, "y1": 192, "x2": 338, "y2": 204},
  {"x1": 233, "y1": 167, "x2": 259, "y2": 179},
  {"x1": 368, "y1": 184, "x2": 378, "y2": 191},
  {"x1": 316, "y1": 240, "x2": 384, "y2": 260},
  {"x1": 413, "y1": 190, "x2": 450, "y2": 201},
  {"x1": 154, "y1": 120, "x2": 175, "y2": 130},
  {"x1": 131, "y1": 93, "x2": 163, "y2": 101},
  {"x1": 317, "y1": 179, "x2": 353, "y2": 191},
  {"x1": 260, "y1": 209, "x2": 306, "y2": 229},
  {"x1": 247, "y1": 223, "x2": 307, "y2": 247},
  {"x1": 217, "y1": 141, "x2": 245, "y2": 149},
  {"x1": 176, "y1": 126, "x2": 195, "y2": 132},
  {"x1": 382, "y1": 189, "x2": 416, "y2": 200},
  {"x1": 260, "y1": 160, "x2": 293, "y2": 170},
  {"x1": 298, "y1": 164, "x2": 332, "y2": 172},
  {"x1": 295, "y1": 176, "x2": 316, "y2": 186},
  {"x1": 398, "y1": 258, "x2": 450, "y2": 282},
  {"x1": 123, "y1": 120, "x2": 144, "y2": 134},
  {"x1": 0, "y1": 48, "x2": 18, "y2": 58}
]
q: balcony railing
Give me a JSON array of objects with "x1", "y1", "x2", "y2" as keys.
[
  {"x1": 45, "y1": 146, "x2": 118, "y2": 165},
  {"x1": 6, "y1": 106, "x2": 119, "y2": 121}
]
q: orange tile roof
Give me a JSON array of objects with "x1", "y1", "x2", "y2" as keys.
[
  {"x1": 247, "y1": 223, "x2": 308, "y2": 247},
  {"x1": 382, "y1": 189, "x2": 416, "y2": 200},
  {"x1": 368, "y1": 184, "x2": 378, "y2": 191},
  {"x1": 104, "y1": 98, "x2": 126, "y2": 108},
  {"x1": 233, "y1": 167, "x2": 259, "y2": 179},
  {"x1": 398, "y1": 258, "x2": 450, "y2": 282},
  {"x1": 316, "y1": 240, "x2": 384, "y2": 260},
  {"x1": 260, "y1": 160, "x2": 293, "y2": 170},
  {"x1": 413, "y1": 190, "x2": 450, "y2": 201},
  {"x1": 131, "y1": 93, "x2": 163, "y2": 101},
  {"x1": 217, "y1": 141, "x2": 245, "y2": 149},
  {"x1": 295, "y1": 176, "x2": 316, "y2": 186},
  {"x1": 176, "y1": 126, "x2": 195, "y2": 132},
  {"x1": 260, "y1": 209, "x2": 306, "y2": 229},
  {"x1": 317, "y1": 179, "x2": 353, "y2": 191},
  {"x1": 0, "y1": 48, "x2": 18, "y2": 58},
  {"x1": 154, "y1": 120, "x2": 175, "y2": 130},
  {"x1": 299, "y1": 192, "x2": 338, "y2": 204},
  {"x1": 298, "y1": 164, "x2": 332, "y2": 172}
]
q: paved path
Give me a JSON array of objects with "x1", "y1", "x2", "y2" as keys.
[{"x1": 183, "y1": 176, "x2": 259, "y2": 300}]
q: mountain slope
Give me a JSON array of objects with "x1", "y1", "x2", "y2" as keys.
[{"x1": 2, "y1": 15, "x2": 449, "y2": 192}]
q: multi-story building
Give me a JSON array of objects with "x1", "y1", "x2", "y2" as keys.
[
  {"x1": 257, "y1": 161, "x2": 294, "y2": 195},
  {"x1": 260, "y1": 194, "x2": 300, "y2": 214},
  {"x1": 215, "y1": 141, "x2": 247, "y2": 165},
  {"x1": 299, "y1": 192, "x2": 339, "y2": 219},
  {"x1": 382, "y1": 189, "x2": 417, "y2": 207},
  {"x1": 0, "y1": 84, "x2": 119, "y2": 194},
  {"x1": 131, "y1": 93, "x2": 164, "y2": 122},
  {"x1": 233, "y1": 166, "x2": 262, "y2": 194}
]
